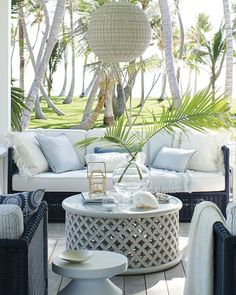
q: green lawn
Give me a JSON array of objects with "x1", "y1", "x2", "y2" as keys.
[
  {"x1": 29, "y1": 96, "x2": 236, "y2": 129},
  {"x1": 29, "y1": 96, "x2": 167, "y2": 129}
]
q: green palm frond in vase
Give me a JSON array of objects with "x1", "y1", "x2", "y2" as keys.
[{"x1": 76, "y1": 89, "x2": 231, "y2": 182}]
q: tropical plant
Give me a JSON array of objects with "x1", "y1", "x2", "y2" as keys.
[
  {"x1": 193, "y1": 27, "x2": 226, "y2": 99},
  {"x1": 46, "y1": 40, "x2": 65, "y2": 97},
  {"x1": 76, "y1": 89, "x2": 230, "y2": 182},
  {"x1": 11, "y1": 85, "x2": 29, "y2": 131}
]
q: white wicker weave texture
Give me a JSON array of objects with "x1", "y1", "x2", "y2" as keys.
[
  {"x1": 65, "y1": 211, "x2": 180, "y2": 274},
  {"x1": 87, "y1": 1, "x2": 151, "y2": 62}
]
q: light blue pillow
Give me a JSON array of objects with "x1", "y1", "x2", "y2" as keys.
[
  {"x1": 36, "y1": 134, "x2": 83, "y2": 173},
  {"x1": 152, "y1": 145, "x2": 196, "y2": 173}
]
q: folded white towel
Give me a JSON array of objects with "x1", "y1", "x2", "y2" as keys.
[{"x1": 184, "y1": 201, "x2": 225, "y2": 295}]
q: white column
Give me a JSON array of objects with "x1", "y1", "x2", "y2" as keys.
[
  {"x1": 0, "y1": 0, "x2": 11, "y2": 132},
  {"x1": 0, "y1": 148, "x2": 7, "y2": 194}
]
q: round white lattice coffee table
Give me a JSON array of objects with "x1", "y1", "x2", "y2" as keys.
[
  {"x1": 52, "y1": 250, "x2": 127, "y2": 295},
  {"x1": 62, "y1": 193, "x2": 182, "y2": 274}
]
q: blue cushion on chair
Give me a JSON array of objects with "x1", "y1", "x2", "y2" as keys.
[{"x1": 0, "y1": 189, "x2": 45, "y2": 224}]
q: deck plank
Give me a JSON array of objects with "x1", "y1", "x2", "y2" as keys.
[
  {"x1": 124, "y1": 275, "x2": 146, "y2": 295},
  {"x1": 145, "y1": 272, "x2": 169, "y2": 295},
  {"x1": 164, "y1": 263, "x2": 186, "y2": 295},
  {"x1": 48, "y1": 239, "x2": 66, "y2": 295}
]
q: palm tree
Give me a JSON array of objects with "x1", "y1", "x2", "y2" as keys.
[
  {"x1": 21, "y1": 0, "x2": 66, "y2": 129},
  {"x1": 63, "y1": 0, "x2": 76, "y2": 104},
  {"x1": 222, "y1": 0, "x2": 233, "y2": 103},
  {"x1": 186, "y1": 13, "x2": 213, "y2": 94},
  {"x1": 158, "y1": 0, "x2": 181, "y2": 107},
  {"x1": 194, "y1": 27, "x2": 226, "y2": 99}
]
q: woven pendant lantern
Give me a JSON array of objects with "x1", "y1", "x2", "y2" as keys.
[{"x1": 87, "y1": 0, "x2": 151, "y2": 63}]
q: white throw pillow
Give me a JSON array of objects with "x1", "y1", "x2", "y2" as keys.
[
  {"x1": 152, "y1": 145, "x2": 196, "y2": 172},
  {"x1": 85, "y1": 152, "x2": 128, "y2": 172},
  {"x1": 8, "y1": 132, "x2": 49, "y2": 178},
  {"x1": 180, "y1": 130, "x2": 229, "y2": 172},
  {"x1": 85, "y1": 152, "x2": 146, "y2": 173}
]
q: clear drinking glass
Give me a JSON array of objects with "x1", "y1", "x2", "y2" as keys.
[{"x1": 102, "y1": 197, "x2": 117, "y2": 211}]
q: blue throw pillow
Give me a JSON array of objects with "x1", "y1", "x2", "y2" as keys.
[
  {"x1": 94, "y1": 146, "x2": 137, "y2": 153},
  {"x1": 94, "y1": 146, "x2": 126, "y2": 153},
  {"x1": 36, "y1": 134, "x2": 83, "y2": 173},
  {"x1": 0, "y1": 189, "x2": 45, "y2": 224}
]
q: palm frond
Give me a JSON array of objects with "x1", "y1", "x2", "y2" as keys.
[{"x1": 75, "y1": 89, "x2": 230, "y2": 158}]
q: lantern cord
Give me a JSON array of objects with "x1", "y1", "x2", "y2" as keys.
[{"x1": 112, "y1": 63, "x2": 131, "y2": 126}]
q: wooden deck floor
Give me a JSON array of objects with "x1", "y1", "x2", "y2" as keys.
[{"x1": 48, "y1": 223, "x2": 190, "y2": 295}]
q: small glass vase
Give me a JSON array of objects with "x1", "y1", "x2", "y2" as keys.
[{"x1": 112, "y1": 158, "x2": 150, "y2": 205}]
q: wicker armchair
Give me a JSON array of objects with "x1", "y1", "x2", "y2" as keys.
[
  {"x1": 214, "y1": 222, "x2": 236, "y2": 295},
  {"x1": 0, "y1": 201, "x2": 48, "y2": 295}
]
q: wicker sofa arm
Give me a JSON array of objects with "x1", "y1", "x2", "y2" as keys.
[
  {"x1": 213, "y1": 221, "x2": 236, "y2": 295},
  {"x1": 222, "y1": 145, "x2": 230, "y2": 193},
  {"x1": 0, "y1": 201, "x2": 48, "y2": 295}
]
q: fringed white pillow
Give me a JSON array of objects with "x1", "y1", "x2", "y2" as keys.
[{"x1": 0, "y1": 132, "x2": 49, "y2": 178}]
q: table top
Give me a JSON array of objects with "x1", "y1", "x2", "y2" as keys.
[
  {"x1": 52, "y1": 250, "x2": 128, "y2": 279},
  {"x1": 62, "y1": 193, "x2": 183, "y2": 218}
]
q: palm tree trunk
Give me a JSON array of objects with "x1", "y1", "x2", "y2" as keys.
[
  {"x1": 113, "y1": 62, "x2": 138, "y2": 118},
  {"x1": 20, "y1": 4, "x2": 64, "y2": 117},
  {"x1": 222, "y1": 0, "x2": 233, "y2": 103},
  {"x1": 19, "y1": 17, "x2": 24, "y2": 91},
  {"x1": 59, "y1": 45, "x2": 68, "y2": 96},
  {"x1": 22, "y1": 0, "x2": 66, "y2": 129},
  {"x1": 34, "y1": 94, "x2": 47, "y2": 119},
  {"x1": 139, "y1": 56, "x2": 145, "y2": 106},
  {"x1": 159, "y1": 72, "x2": 166, "y2": 101},
  {"x1": 82, "y1": 68, "x2": 101, "y2": 122},
  {"x1": 104, "y1": 86, "x2": 115, "y2": 126},
  {"x1": 72, "y1": 89, "x2": 107, "y2": 130},
  {"x1": 11, "y1": 26, "x2": 18, "y2": 75},
  {"x1": 59, "y1": 22, "x2": 68, "y2": 97},
  {"x1": 175, "y1": 0, "x2": 184, "y2": 84},
  {"x1": 63, "y1": 0, "x2": 75, "y2": 104},
  {"x1": 158, "y1": 0, "x2": 181, "y2": 107},
  {"x1": 80, "y1": 52, "x2": 88, "y2": 97},
  {"x1": 36, "y1": 0, "x2": 50, "y2": 66},
  {"x1": 82, "y1": 69, "x2": 99, "y2": 98}
]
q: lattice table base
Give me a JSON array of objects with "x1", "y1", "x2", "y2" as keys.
[{"x1": 65, "y1": 211, "x2": 181, "y2": 274}]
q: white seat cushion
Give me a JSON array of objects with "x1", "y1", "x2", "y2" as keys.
[
  {"x1": 13, "y1": 169, "x2": 225, "y2": 193},
  {"x1": 12, "y1": 171, "x2": 115, "y2": 192},
  {"x1": 148, "y1": 168, "x2": 225, "y2": 193}
]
